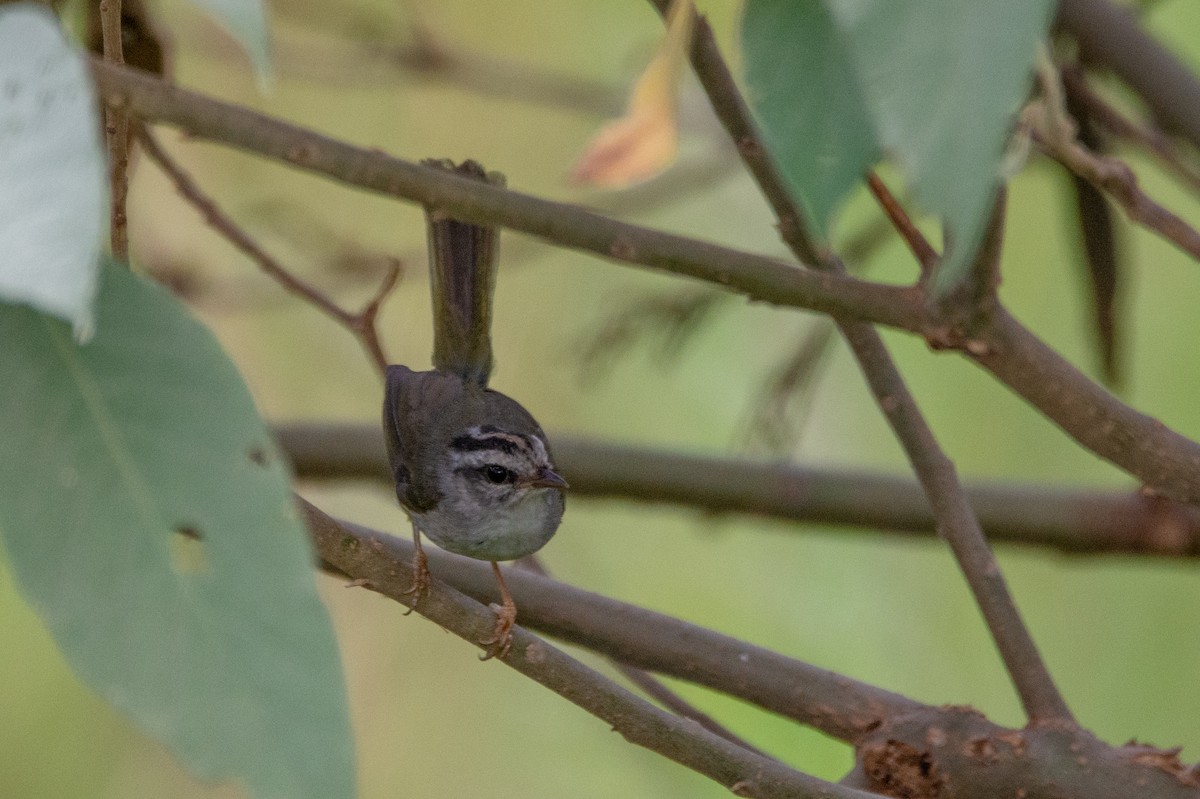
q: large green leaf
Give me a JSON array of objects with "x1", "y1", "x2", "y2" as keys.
[
  {"x1": 0, "y1": 262, "x2": 355, "y2": 799},
  {"x1": 741, "y1": 0, "x2": 879, "y2": 235},
  {"x1": 831, "y1": 0, "x2": 1054, "y2": 292},
  {"x1": 741, "y1": 0, "x2": 1054, "y2": 292},
  {"x1": 0, "y1": 3, "x2": 106, "y2": 338}
]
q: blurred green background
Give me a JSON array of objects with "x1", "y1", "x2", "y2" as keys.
[{"x1": 3, "y1": 0, "x2": 1200, "y2": 796}]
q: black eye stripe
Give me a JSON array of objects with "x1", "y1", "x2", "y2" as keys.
[{"x1": 449, "y1": 432, "x2": 536, "y2": 457}]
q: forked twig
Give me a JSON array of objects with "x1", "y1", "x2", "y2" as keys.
[
  {"x1": 137, "y1": 127, "x2": 400, "y2": 374},
  {"x1": 1061, "y1": 66, "x2": 1200, "y2": 196},
  {"x1": 1026, "y1": 55, "x2": 1200, "y2": 264}
]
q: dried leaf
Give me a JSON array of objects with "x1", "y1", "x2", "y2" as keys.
[
  {"x1": 1064, "y1": 72, "x2": 1122, "y2": 385},
  {"x1": 571, "y1": 0, "x2": 694, "y2": 187}
]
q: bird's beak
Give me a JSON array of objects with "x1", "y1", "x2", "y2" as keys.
[{"x1": 521, "y1": 468, "x2": 569, "y2": 490}]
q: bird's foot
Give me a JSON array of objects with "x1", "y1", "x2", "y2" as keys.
[
  {"x1": 401, "y1": 546, "x2": 430, "y2": 615},
  {"x1": 479, "y1": 600, "x2": 517, "y2": 660}
]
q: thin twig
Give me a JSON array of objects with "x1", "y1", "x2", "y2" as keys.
[
  {"x1": 741, "y1": 322, "x2": 835, "y2": 455},
  {"x1": 577, "y1": 287, "x2": 725, "y2": 379},
  {"x1": 610, "y1": 664, "x2": 774, "y2": 760},
  {"x1": 1026, "y1": 58, "x2": 1200, "y2": 264},
  {"x1": 99, "y1": 0, "x2": 129, "y2": 261},
  {"x1": 354, "y1": 258, "x2": 402, "y2": 372},
  {"x1": 1061, "y1": 67, "x2": 1200, "y2": 197},
  {"x1": 136, "y1": 127, "x2": 398, "y2": 375},
  {"x1": 1056, "y1": 0, "x2": 1200, "y2": 153},
  {"x1": 865, "y1": 172, "x2": 937, "y2": 276},
  {"x1": 1038, "y1": 136, "x2": 1200, "y2": 261},
  {"x1": 645, "y1": 0, "x2": 1073, "y2": 724},
  {"x1": 273, "y1": 18, "x2": 623, "y2": 118},
  {"x1": 927, "y1": 188, "x2": 1007, "y2": 348},
  {"x1": 397, "y1": 21, "x2": 623, "y2": 118},
  {"x1": 301, "y1": 500, "x2": 881, "y2": 799}
]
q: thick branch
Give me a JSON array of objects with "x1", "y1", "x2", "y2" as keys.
[
  {"x1": 973, "y1": 309, "x2": 1200, "y2": 507},
  {"x1": 278, "y1": 421, "x2": 1200, "y2": 557},
  {"x1": 312, "y1": 506, "x2": 1200, "y2": 799},
  {"x1": 856, "y1": 706, "x2": 1200, "y2": 799},
  {"x1": 88, "y1": 59, "x2": 918, "y2": 331},
  {"x1": 301, "y1": 499, "x2": 879, "y2": 798},
  {"x1": 308, "y1": 503, "x2": 922, "y2": 741}
]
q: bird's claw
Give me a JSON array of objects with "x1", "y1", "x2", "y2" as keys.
[
  {"x1": 479, "y1": 601, "x2": 517, "y2": 660},
  {"x1": 401, "y1": 547, "x2": 430, "y2": 615}
]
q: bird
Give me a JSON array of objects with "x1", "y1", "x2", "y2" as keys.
[{"x1": 383, "y1": 159, "x2": 566, "y2": 659}]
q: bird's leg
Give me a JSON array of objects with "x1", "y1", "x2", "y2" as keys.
[
  {"x1": 480, "y1": 561, "x2": 517, "y2": 660},
  {"x1": 401, "y1": 520, "x2": 430, "y2": 614}
]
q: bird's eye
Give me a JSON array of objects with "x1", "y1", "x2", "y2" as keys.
[{"x1": 482, "y1": 464, "x2": 513, "y2": 484}]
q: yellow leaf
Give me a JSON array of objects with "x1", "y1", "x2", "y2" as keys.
[{"x1": 571, "y1": 0, "x2": 695, "y2": 188}]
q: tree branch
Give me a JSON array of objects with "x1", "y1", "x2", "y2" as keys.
[
  {"x1": 836, "y1": 319, "x2": 1074, "y2": 723},
  {"x1": 137, "y1": 128, "x2": 399, "y2": 374},
  {"x1": 971, "y1": 307, "x2": 1200, "y2": 505},
  {"x1": 87, "y1": 60, "x2": 1200, "y2": 509},
  {"x1": 1060, "y1": 66, "x2": 1200, "y2": 198},
  {"x1": 644, "y1": 0, "x2": 1070, "y2": 723},
  {"x1": 278, "y1": 422, "x2": 1200, "y2": 557},
  {"x1": 1026, "y1": 57, "x2": 1200, "y2": 264},
  {"x1": 1056, "y1": 0, "x2": 1200, "y2": 153},
  {"x1": 517, "y1": 554, "x2": 776, "y2": 760},
  {"x1": 90, "y1": 54, "x2": 1200, "y2": 725},
  {"x1": 865, "y1": 173, "x2": 937, "y2": 277},
  {"x1": 308, "y1": 502, "x2": 1200, "y2": 799},
  {"x1": 300, "y1": 499, "x2": 880, "y2": 799},
  {"x1": 88, "y1": 59, "x2": 920, "y2": 331},
  {"x1": 307, "y1": 501, "x2": 922, "y2": 740}
]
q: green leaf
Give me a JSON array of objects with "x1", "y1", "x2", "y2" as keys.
[
  {"x1": 741, "y1": 0, "x2": 879, "y2": 234},
  {"x1": 0, "y1": 3, "x2": 106, "y2": 338},
  {"x1": 740, "y1": 0, "x2": 1053, "y2": 291},
  {"x1": 829, "y1": 0, "x2": 1054, "y2": 293},
  {"x1": 0, "y1": 262, "x2": 355, "y2": 799},
  {"x1": 185, "y1": 0, "x2": 273, "y2": 82}
]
